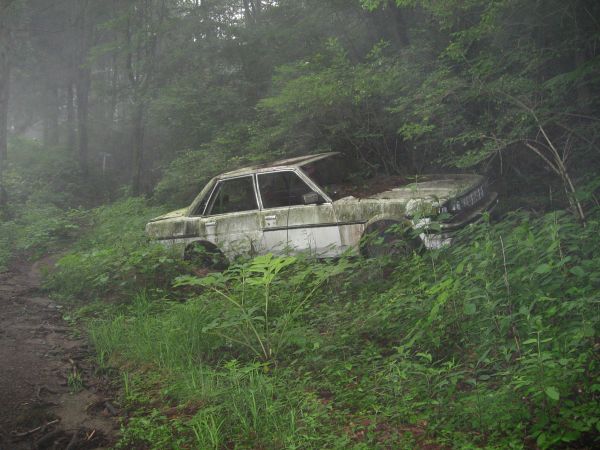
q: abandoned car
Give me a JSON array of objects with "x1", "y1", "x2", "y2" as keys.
[{"x1": 146, "y1": 152, "x2": 497, "y2": 264}]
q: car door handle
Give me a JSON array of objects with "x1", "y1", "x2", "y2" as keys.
[
  {"x1": 206, "y1": 221, "x2": 216, "y2": 227},
  {"x1": 265, "y1": 215, "x2": 277, "y2": 220}
]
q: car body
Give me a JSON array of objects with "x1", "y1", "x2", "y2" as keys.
[{"x1": 146, "y1": 152, "x2": 497, "y2": 262}]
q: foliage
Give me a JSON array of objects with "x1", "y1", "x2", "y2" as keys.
[
  {"x1": 152, "y1": 125, "x2": 261, "y2": 207},
  {"x1": 378, "y1": 0, "x2": 600, "y2": 219},
  {"x1": 7, "y1": 0, "x2": 599, "y2": 216},
  {"x1": 145, "y1": 0, "x2": 600, "y2": 219},
  {"x1": 85, "y1": 209, "x2": 599, "y2": 448},
  {"x1": 253, "y1": 40, "x2": 417, "y2": 173},
  {"x1": 45, "y1": 197, "x2": 185, "y2": 302},
  {"x1": 4, "y1": 137, "x2": 86, "y2": 207},
  {"x1": 173, "y1": 254, "x2": 350, "y2": 361}
]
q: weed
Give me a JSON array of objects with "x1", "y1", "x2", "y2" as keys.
[{"x1": 67, "y1": 370, "x2": 83, "y2": 393}]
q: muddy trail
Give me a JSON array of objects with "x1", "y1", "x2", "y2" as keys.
[{"x1": 0, "y1": 259, "x2": 118, "y2": 449}]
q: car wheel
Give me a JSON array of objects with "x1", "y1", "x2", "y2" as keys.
[
  {"x1": 184, "y1": 241, "x2": 228, "y2": 271},
  {"x1": 361, "y1": 220, "x2": 421, "y2": 258}
]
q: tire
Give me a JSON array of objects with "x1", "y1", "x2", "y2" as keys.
[
  {"x1": 360, "y1": 220, "x2": 422, "y2": 258},
  {"x1": 184, "y1": 241, "x2": 228, "y2": 271}
]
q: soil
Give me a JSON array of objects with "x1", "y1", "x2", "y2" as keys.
[{"x1": 0, "y1": 258, "x2": 118, "y2": 449}]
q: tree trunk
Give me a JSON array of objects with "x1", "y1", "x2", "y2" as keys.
[
  {"x1": 76, "y1": 67, "x2": 90, "y2": 174},
  {"x1": 0, "y1": 29, "x2": 8, "y2": 164},
  {"x1": 574, "y1": 47, "x2": 592, "y2": 114},
  {"x1": 243, "y1": 0, "x2": 253, "y2": 24},
  {"x1": 66, "y1": 81, "x2": 76, "y2": 152},
  {"x1": 43, "y1": 82, "x2": 60, "y2": 147},
  {"x1": 131, "y1": 101, "x2": 145, "y2": 196},
  {"x1": 110, "y1": 53, "x2": 118, "y2": 124},
  {"x1": 0, "y1": 2, "x2": 12, "y2": 207},
  {"x1": 75, "y1": 0, "x2": 92, "y2": 175},
  {"x1": 125, "y1": 0, "x2": 167, "y2": 196},
  {"x1": 243, "y1": 0, "x2": 262, "y2": 24},
  {"x1": 369, "y1": 4, "x2": 410, "y2": 49}
]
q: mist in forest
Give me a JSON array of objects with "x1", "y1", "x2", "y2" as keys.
[{"x1": 0, "y1": 0, "x2": 596, "y2": 209}]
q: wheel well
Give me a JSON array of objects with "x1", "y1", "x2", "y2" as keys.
[
  {"x1": 183, "y1": 240, "x2": 222, "y2": 260},
  {"x1": 184, "y1": 241, "x2": 229, "y2": 271},
  {"x1": 360, "y1": 219, "x2": 421, "y2": 257},
  {"x1": 361, "y1": 219, "x2": 411, "y2": 241}
]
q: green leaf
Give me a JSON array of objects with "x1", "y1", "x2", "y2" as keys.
[
  {"x1": 569, "y1": 266, "x2": 585, "y2": 277},
  {"x1": 464, "y1": 302, "x2": 477, "y2": 315},
  {"x1": 455, "y1": 261, "x2": 465, "y2": 274},
  {"x1": 534, "y1": 263, "x2": 552, "y2": 274},
  {"x1": 544, "y1": 386, "x2": 560, "y2": 401}
]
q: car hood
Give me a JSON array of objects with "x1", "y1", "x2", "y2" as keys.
[
  {"x1": 367, "y1": 174, "x2": 484, "y2": 202},
  {"x1": 148, "y1": 207, "x2": 188, "y2": 223}
]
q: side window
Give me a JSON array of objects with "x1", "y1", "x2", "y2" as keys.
[
  {"x1": 206, "y1": 176, "x2": 257, "y2": 215},
  {"x1": 258, "y1": 171, "x2": 319, "y2": 208}
]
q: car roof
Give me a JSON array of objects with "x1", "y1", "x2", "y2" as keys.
[{"x1": 217, "y1": 152, "x2": 339, "y2": 178}]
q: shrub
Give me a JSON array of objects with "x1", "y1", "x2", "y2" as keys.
[{"x1": 46, "y1": 197, "x2": 185, "y2": 302}]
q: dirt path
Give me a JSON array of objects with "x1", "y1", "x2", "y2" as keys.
[{"x1": 0, "y1": 259, "x2": 118, "y2": 449}]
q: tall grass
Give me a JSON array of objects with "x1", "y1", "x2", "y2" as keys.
[{"x1": 90, "y1": 291, "x2": 319, "y2": 448}]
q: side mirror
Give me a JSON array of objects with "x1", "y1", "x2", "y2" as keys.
[{"x1": 302, "y1": 191, "x2": 321, "y2": 205}]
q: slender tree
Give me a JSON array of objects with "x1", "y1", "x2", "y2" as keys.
[
  {"x1": 122, "y1": 0, "x2": 167, "y2": 195},
  {"x1": 74, "y1": 0, "x2": 94, "y2": 175},
  {"x1": 0, "y1": 0, "x2": 18, "y2": 206}
]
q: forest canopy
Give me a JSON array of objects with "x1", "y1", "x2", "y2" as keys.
[{"x1": 0, "y1": 0, "x2": 598, "y2": 211}]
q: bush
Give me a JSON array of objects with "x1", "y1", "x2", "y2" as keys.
[{"x1": 46, "y1": 197, "x2": 185, "y2": 302}]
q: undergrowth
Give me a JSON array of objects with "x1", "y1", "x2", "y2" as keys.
[
  {"x1": 74, "y1": 209, "x2": 600, "y2": 449},
  {"x1": 45, "y1": 197, "x2": 185, "y2": 302},
  {"x1": 0, "y1": 138, "x2": 89, "y2": 269}
]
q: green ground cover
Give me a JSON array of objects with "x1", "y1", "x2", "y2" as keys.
[{"x1": 46, "y1": 203, "x2": 600, "y2": 449}]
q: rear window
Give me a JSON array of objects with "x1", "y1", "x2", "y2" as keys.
[
  {"x1": 301, "y1": 156, "x2": 360, "y2": 200},
  {"x1": 257, "y1": 171, "x2": 316, "y2": 208}
]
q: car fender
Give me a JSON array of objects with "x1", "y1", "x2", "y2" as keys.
[{"x1": 360, "y1": 215, "x2": 418, "y2": 249}]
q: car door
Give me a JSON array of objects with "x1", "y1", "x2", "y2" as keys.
[
  {"x1": 202, "y1": 175, "x2": 262, "y2": 259},
  {"x1": 256, "y1": 170, "x2": 342, "y2": 257}
]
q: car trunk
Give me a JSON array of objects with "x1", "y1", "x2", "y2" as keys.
[
  {"x1": 366, "y1": 174, "x2": 484, "y2": 203},
  {"x1": 336, "y1": 174, "x2": 484, "y2": 203}
]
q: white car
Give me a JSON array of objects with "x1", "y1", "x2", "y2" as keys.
[{"x1": 146, "y1": 152, "x2": 497, "y2": 265}]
